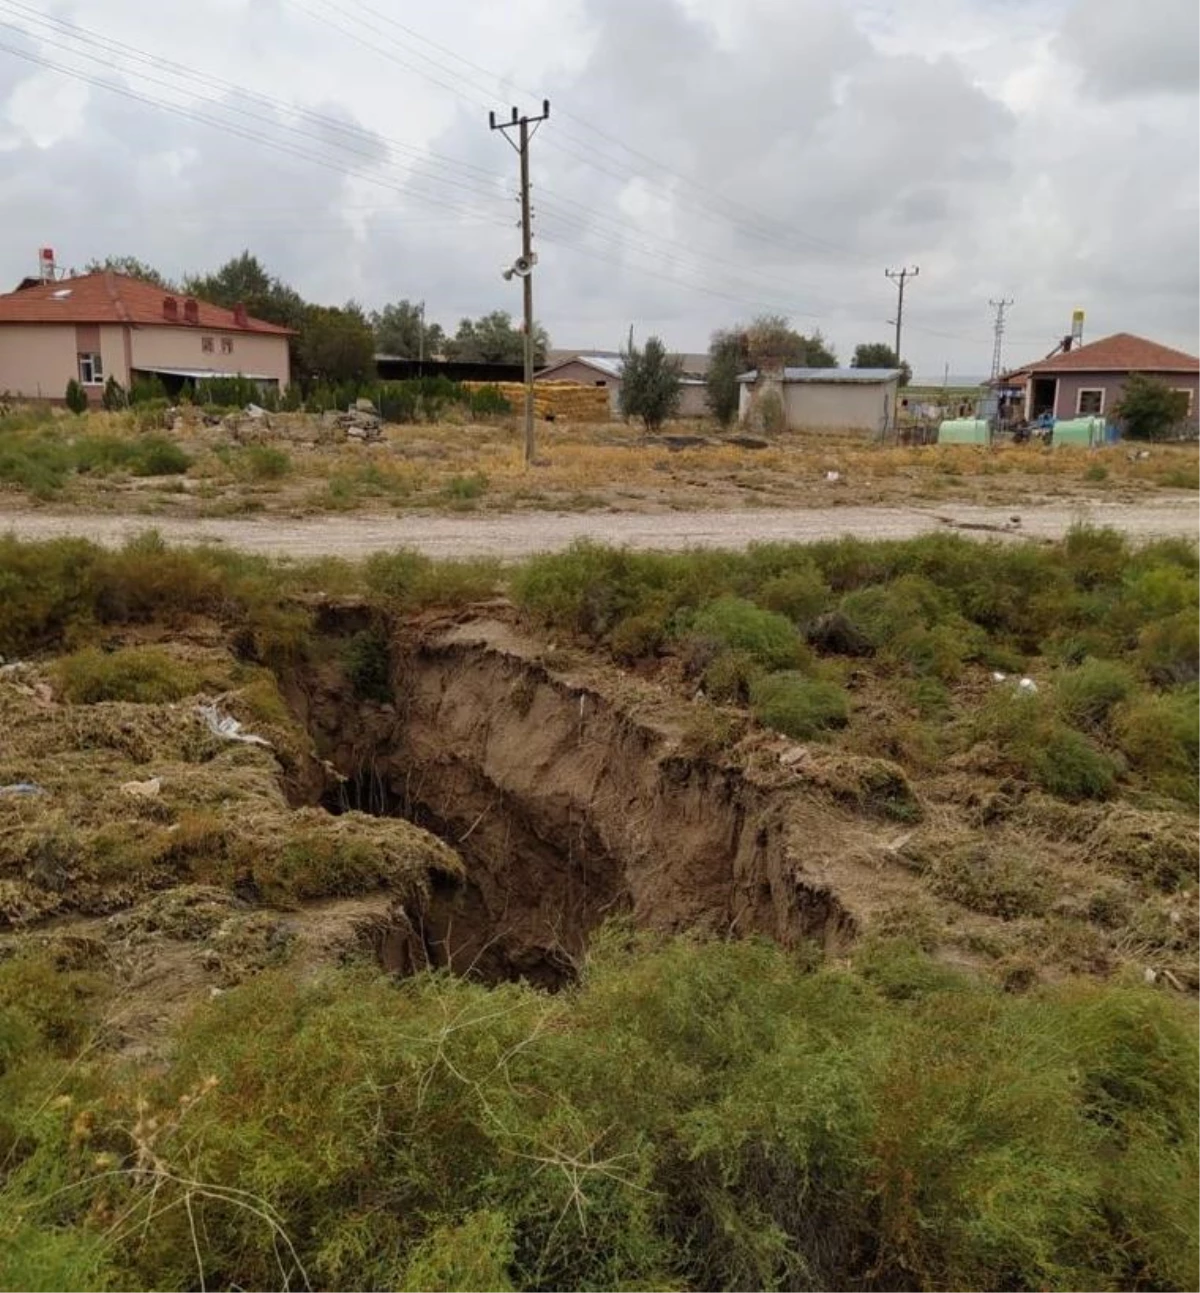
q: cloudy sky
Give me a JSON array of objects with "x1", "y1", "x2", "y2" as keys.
[{"x1": 0, "y1": 0, "x2": 1196, "y2": 377}]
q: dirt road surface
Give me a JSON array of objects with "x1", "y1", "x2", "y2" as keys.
[{"x1": 1, "y1": 500, "x2": 1196, "y2": 559}]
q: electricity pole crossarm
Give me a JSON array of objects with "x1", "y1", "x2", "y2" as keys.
[
  {"x1": 885, "y1": 265, "x2": 919, "y2": 365},
  {"x1": 489, "y1": 99, "x2": 550, "y2": 466}
]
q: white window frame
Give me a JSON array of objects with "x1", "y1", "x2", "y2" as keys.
[
  {"x1": 1172, "y1": 388, "x2": 1195, "y2": 415},
  {"x1": 220, "y1": 336, "x2": 234, "y2": 355},
  {"x1": 201, "y1": 335, "x2": 215, "y2": 354},
  {"x1": 78, "y1": 352, "x2": 103, "y2": 385},
  {"x1": 1075, "y1": 387, "x2": 1105, "y2": 416}
]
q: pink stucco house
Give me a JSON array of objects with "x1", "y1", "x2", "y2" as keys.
[
  {"x1": 1004, "y1": 332, "x2": 1198, "y2": 424},
  {"x1": 0, "y1": 271, "x2": 292, "y2": 403}
]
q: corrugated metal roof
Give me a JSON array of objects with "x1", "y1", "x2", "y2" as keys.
[
  {"x1": 136, "y1": 366, "x2": 278, "y2": 381},
  {"x1": 736, "y1": 367, "x2": 902, "y2": 384}
]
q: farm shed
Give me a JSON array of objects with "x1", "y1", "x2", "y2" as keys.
[
  {"x1": 737, "y1": 367, "x2": 901, "y2": 435},
  {"x1": 535, "y1": 353, "x2": 710, "y2": 418}
]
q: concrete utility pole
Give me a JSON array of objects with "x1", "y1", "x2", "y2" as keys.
[
  {"x1": 885, "y1": 265, "x2": 919, "y2": 366},
  {"x1": 489, "y1": 100, "x2": 550, "y2": 466},
  {"x1": 989, "y1": 297, "x2": 1014, "y2": 381}
]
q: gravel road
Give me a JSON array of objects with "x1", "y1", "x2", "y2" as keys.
[{"x1": 1, "y1": 500, "x2": 1195, "y2": 559}]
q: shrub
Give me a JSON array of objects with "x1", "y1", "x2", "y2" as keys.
[
  {"x1": 129, "y1": 374, "x2": 168, "y2": 405},
  {"x1": 1031, "y1": 725, "x2": 1118, "y2": 801},
  {"x1": 1054, "y1": 659, "x2": 1137, "y2": 731},
  {"x1": 341, "y1": 627, "x2": 392, "y2": 702},
  {"x1": 702, "y1": 649, "x2": 759, "y2": 703},
  {"x1": 1137, "y1": 610, "x2": 1200, "y2": 685},
  {"x1": 1115, "y1": 373, "x2": 1191, "y2": 440},
  {"x1": 755, "y1": 567, "x2": 830, "y2": 626},
  {"x1": 239, "y1": 444, "x2": 291, "y2": 481},
  {"x1": 468, "y1": 384, "x2": 512, "y2": 418},
  {"x1": 52, "y1": 646, "x2": 198, "y2": 704},
  {"x1": 101, "y1": 376, "x2": 127, "y2": 411},
  {"x1": 64, "y1": 378, "x2": 88, "y2": 415},
  {"x1": 749, "y1": 671, "x2": 849, "y2": 738},
  {"x1": 689, "y1": 596, "x2": 805, "y2": 670},
  {"x1": 128, "y1": 435, "x2": 191, "y2": 476},
  {"x1": 1114, "y1": 688, "x2": 1199, "y2": 803},
  {"x1": 195, "y1": 374, "x2": 263, "y2": 408},
  {"x1": 609, "y1": 611, "x2": 666, "y2": 663},
  {"x1": 927, "y1": 843, "x2": 1048, "y2": 919},
  {"x1": 377, "y1": 381, "x2": 419, "y2": 423},
  {"x1": 441, "y1": 472, "x2": 488, "y2": 502}
]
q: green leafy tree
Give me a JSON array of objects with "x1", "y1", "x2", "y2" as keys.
[
  {"x1": 743, "y1": 315, "x2": 837, "y2": 368},
  {"x1": 444, "y1": 311, "x2": 548, "y2": 365},
  {"x1": 852, "y1": 342, "x2": 911, "y2": 386},
  {"x1": 1115, "y1": 374, "x2": 1192, "y2": 441},
  {"x1": 620, "y1": 333, "x2": 682, "y2": 431},
  {"x1": 183, "y1": 252, "x2": 306, "y2": 332},
  {"x1": 295, "y1": 305, "x2": 376, "y2": 388},
  {"x1": 85, "y1": 256, "x2": 174, "y2": 288},
  {"x1": 706, "y1": 330, "x2": 746, "y2": 427},
  {"x1": 370, "y1": 300, "x2": 445, "y2": 359},
  {"x1": 64, "y1": 379, "x2": 88, "y2": 414}
]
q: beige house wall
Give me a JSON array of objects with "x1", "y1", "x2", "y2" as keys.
[
  {"x1": 130, "y1": 327, "x2": 290, "y2": 387},
  {"x1": 99, "y1": 325, "x2": 131, "y2": 388},
  {"x1": 0, "y1": 324, "x2": 81, "y2": 399}
]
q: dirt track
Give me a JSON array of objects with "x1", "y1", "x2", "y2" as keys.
[{"x1": 1, "y1": 499, "x2": 1196, "y2": 558}]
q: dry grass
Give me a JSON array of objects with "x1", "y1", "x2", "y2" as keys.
[{"x1": 3, "y1": 405, "x2": 1195, "y2": 517}]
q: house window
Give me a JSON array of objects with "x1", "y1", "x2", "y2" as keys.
[
  {"x1": 1172, "y1": 388, "x2": 1195, "y2": 414},
  {"x1": 1076, "y1": 388, "x2": 1105, "y2": 416},
  {"x1": 78, "y1": 353, "x2": 103, "y2": 385},
  {"x1": 201, "y1": 336, "x2": 215, "y2": 353},
  {"x1": 221, "y1": 337, "x2": 234, "y2": 355}
]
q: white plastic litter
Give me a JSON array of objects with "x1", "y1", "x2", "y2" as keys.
[
  {"x1": 0, "y1": 782, "x2": 45, "y2": 796},
  {"x1": 825, "y1": 470, "x2": 841, "y2": 482},
  {"x1": 197, "y1": 703, "x2": 271, "y2": 747},
  {"x1": 991, "y1": 671, "x2": 1007, "y2": 682},
  {"x1": 1017, "y1": 677, "x2": 1038, "y2": 694}
]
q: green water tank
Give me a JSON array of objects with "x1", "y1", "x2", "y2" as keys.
[
  {"x1": 937, "y1": 418, "x2": 990, "y2": 445},
  {"x1": 1052, "y1": 417, "x2": 1104, "y2": 447}
]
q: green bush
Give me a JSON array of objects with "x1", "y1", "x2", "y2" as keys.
[
  {"x1": 689, "y1": 596, "x2": 805, "y2": 670},
  {"x1": 609, "y1": 610, "x2": 667, "y2": 663},
  {"x1": 101, "y1": 375, "x2": 127, "y2": 411},
  {"x1": 441, "y1": 472, "x2": 488, "y2": 502},
  {"x1": 2, "y1": 935, "x2": 1194, "y2": 1292},
  {"x1": 1137, "y1": 610, "x2": 1199, "y2": 685},
  {"x1": 52, "y1": 646, "x2": 198, "y2": 704},
  {"x1": 196, "y1": 374, "x2": 265, "y2": 408},
  {"x1": 341, "y1": 627, "x2": 392, "y2": 702},
  {"x1": 238, "y1": 444, "x2": 291, "y2": 481},
  {"x1": 129, "y1": 374, "x2": 168, "y2": 405},
  {"x1": 750, "y1": 671, "x2": 849, "y2": 738},
  {"x1": 754, "y1": 566, "x2": 830, "y2": 626},
  {"x1": 1054, "y1": 658, "x2": 1137, "y2": 731},
  {"x1": 63, "y1": 378, "x2": 88, "y2": 415},
  {"x1": 468, "y1": 383, "x2": 512, "y2": 418},
  {"x1": 702, "y1": 648, "x2": 759, "y2": 703},
  {"x1": 1031, "y1": 725, "x2": 1118, "y2": 801},
  {"x1": 1115, "y1": 687, "x2": 1199, "y2": 802},
  {"x1": 377, "y1": 381, "x2": 419, "y2": 423},
  {"x1": 128, "y1": 435, "x2": 190, "y2": 476}
]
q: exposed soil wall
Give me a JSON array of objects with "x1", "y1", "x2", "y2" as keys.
[{"x1": 285, "y1": 614, "x2": 861, "y2": 984}]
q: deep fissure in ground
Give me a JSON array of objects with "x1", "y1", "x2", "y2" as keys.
[{"x1": 286, "y1": 610, "x2": 855, "y2": 988}]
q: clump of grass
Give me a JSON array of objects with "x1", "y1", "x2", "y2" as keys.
[
  {"x1": 749, "y1": 671, "x2": 849, "y2": 739},
  {"x1": 441, "y1": 471, "x2": 488, "y2": 502},
  {"x1": 52, "y1": 646, "x2": 199, "y2": 704},
  {"x1": 1114, "y1": 687, "x2": 1199, "y2": 804},
  {"x1": 341, "y1": 627, "x2": 392, "y2": 702},
  {"x1": 925, "y1": 842, "x2": 1049, "y2": 918}
]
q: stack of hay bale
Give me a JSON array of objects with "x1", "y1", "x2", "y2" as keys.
[{"x1": 462, "y1": 381, "x2": 611, "y2": 423}]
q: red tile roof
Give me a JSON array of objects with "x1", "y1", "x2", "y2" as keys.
[
  {"x1": 1018, "y1": 332, "x2": 1198, "y2": 375},
  {"x1": 0, "y1": 272, "x2": 293, "y2": 335}
]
